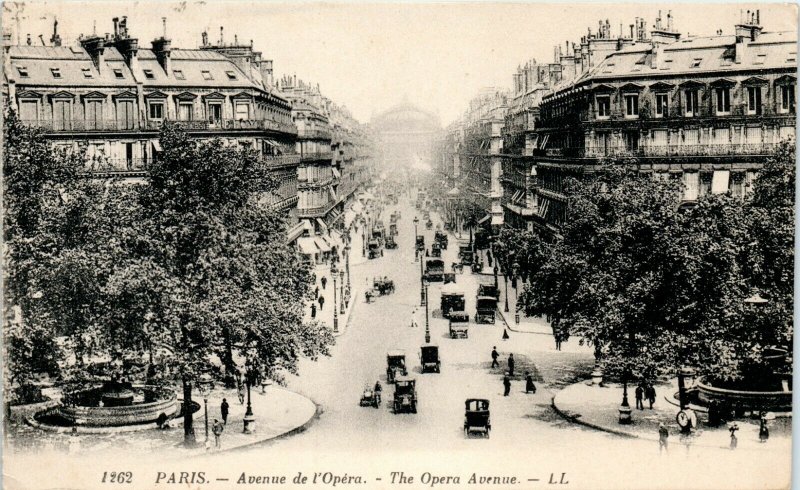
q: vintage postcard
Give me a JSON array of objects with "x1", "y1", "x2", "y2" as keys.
[{"x1": 1, "y1": 1, "x2": 796, "y2": 489}]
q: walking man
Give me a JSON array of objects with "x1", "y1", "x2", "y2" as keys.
[
  {"x1": 635, "y1": 383, "x2": 644, "y2": 410},
  {"x1": 212, "y1": 419, "x2": 224, "y2": 449},
  {"x1": 658, "y1": 423, "x2": 669, "y2": 453},
  {"x1": 310, "y1": 303, "x2": 317, "y2": 319},
  {"x1": 555, "y1": 332, "x2": 562, "y2": 351},
  {"x1": 508, "y1": 353, "x2": 515, "y2": 378},
  {"x1": 503, "y1": 373, "x2": 511, "y2": 396},
  {"x1": 321, "y1": 276, "x2": 327, "y2": 290},
  {"x1": 525, "y1": 372, "x2": 536, "y2": 394},
  {"x1": 646, "y1": 383, "x2": 657, "y2": 409},
  {"x1": 318, "y1": 295, "x2": 325, "y2": 311},
  {"x1": 491, "y1": 347, "x2": 499, "y2": 368},
  {"x1": 220, "y1": 398, "x2": 229, "y2": 425}
]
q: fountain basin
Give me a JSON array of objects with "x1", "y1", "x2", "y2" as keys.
[
  {"x1": 695, "y1": 376, "x2": 792, "y2": 413},
  {"x1": 57, "y1": 385, "x2": 178, "y2": 427}
]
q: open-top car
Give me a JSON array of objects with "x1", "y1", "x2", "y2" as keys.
[
  {"x1": 416, "y1": 235, "x2": 425, "y2": 253},
  {"x1": 449, "y1": 311, "x2": 469, "y2": 338},
  {"x1": 386, "y1": 351, "x2": 407, "y2": 383},
  {"x1": 360, "y1": 385, "x2": 380, "y2": 408},
  {"x1": 420, "y1": 345, "x2": 441, "y2": 373},
  {"x1": 475, "y1": 296, "x2": 497, "y2": 324},
  {"x1": 393, "y1": 377, "x2": 418, "y2": 414},
  {"x1": 373, "y1": 277, "x2": 395, "y2": 295},
  {"x1": 431, "y1": 242, "x2": 442, "y2": 257},
  {"x1": 443, "y1": 272, "x2": 456, "y2": 284},
  {"x1": 464, "y1": 399, "x2": 491, "y2": 437},
  {"x1": 385, "y1": 234, "x2": 398, "y2": 249},
  {"x1": 389, "y1": 223, "x2": 398, "y2": 236},
  {"x1": 424, "y1": 258, "x2": 445, "y2": 282}
]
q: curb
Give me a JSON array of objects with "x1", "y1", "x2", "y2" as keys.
[
  {"x1": 496, "y1": 307, "x2": 552, "y2": 336},
  {"x1": 334, "y1": 288, "x2": 359, "y2": 337},
  {"x1": 550, "y1": 393, "x2": 637, "y2": 439},
  {"x1": 223, "y1": 397, "x2": 323, "y2": 454}
]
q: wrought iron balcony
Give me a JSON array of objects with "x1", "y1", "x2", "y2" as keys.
[
  {"x1": 543, "y1": 143, "x2": 782, "y2": 159},
  {"x1": 299, "y1": 151, "x2": 334, "y2": 162},
  {"x1": 297, "y1": 128, "x2": 333, "y2": 140},
  {"x1": 20, "y1": 118, "x2": 298, "y2": 134}
]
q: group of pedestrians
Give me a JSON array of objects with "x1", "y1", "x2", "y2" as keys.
[
  {"x1": 634, "y1": 381, "x2": 658, "y2": 410},
  {"x1": 492, "y1": 347, "x2": 536, "y2": 397}
]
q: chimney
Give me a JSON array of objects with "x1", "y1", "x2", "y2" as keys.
[
  {"x1": 151, "y1": 36, "x2": 172, "y2": 73},
  {"x1": 80, "y1": 35, "x2": 106, "y2": 71},
  {"x1": 50, "y1": 18, "x2": 62, "y2": 46},
  {"x1": 113, "y1": 17, "x2": 119, "y2": 37},
  {"x1": 111, "y1": 16, "x2": 139, "y2": 69}
]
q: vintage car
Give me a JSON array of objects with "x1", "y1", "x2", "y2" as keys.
[
  {"x1": 420, "y1": 345, "x2": 441, "y2": 373},
  {"x1": 393, "y1": 377, "x2": 418, "y2": 414},
  {"x1": 368, "y1": 239, "x2": 383, "y2": 259},
  {"x1": 475, "y1": 296, "x2": 497, "y2": 324},
  {"x1": 434, "y1": 231, "x2": 448, "y2": 249},
  {"x1": 449, "y1": 311, "x2": 470, "y2": 338},
  {"x1": 389, "y1": 223, "x2": 398, "y2": 236},
  {"x1": 360, "y1": 385, "x2": 380, "y2": 408},
  {"x1": 424, "y1": 258, "x2": 445, "y2": 282},
  {"x1": 373, "y1": 277, "x2": 395, "y2": 295},
  {"x1": 478, "y1": 284, "x2": 501, "y2": 301},
  {"x1": 440, "y1": 288, "x2": 466, "y2": 318},
  {"x1": 464, "y1": 399, "x2": 491, "y2": 437},
  {"x1": 385, "y1": 235, "x2": 398, "y2": 249},
  {"x1": 386, "y1": 351, "x2": 407, "y2": 383},
  {"x1": 372, "y1": 228, "x2": 385, "y2": 245},
  {"x1": 425, "y1": 219, "x2": 433, "y2": 230},
  {"x1": 443, "y1": 272, "x2": 456, "y2": 284},
  {"x1": 416, "y1": 235, "x2": 425, "y2": 253},
  {"x1": 459, "y1": 245, "x2": 474, "y2": 266},
  {"x1": 431, "y1": 242, "x2": 442, "y2": 258}
]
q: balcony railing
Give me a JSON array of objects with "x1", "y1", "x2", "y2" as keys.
[
  {"x1": 299, "y1": 151, "x2": 333, "y2": 162},
  {"x1": 20, "y1": 118, "x2": 297, "y2": 134},
  {"x1": 297, "y1": 128, "x2": 332, "y2": 140},
  {"x1": 544, "y1": 143, "x2": 782, "y2": 159},
  {"x1": 297, "y1": 176, "x2": 335, "y2": 189},
  {"x1": 297, "y1": 202, "x2": 335, "y2": 218},
  {"x1": 263, "y1": 154, "x2": 301, "y2": 166}
]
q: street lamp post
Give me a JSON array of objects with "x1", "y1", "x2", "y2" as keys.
[
  {"x1": 243, "y1": 359, "x2": 255, "y2": 433},
  {"x1": 504, "y1": 273, "x2": 509, "y2": 313},
  {"x1": 344, "y1": 244, "x2": 351, "y2": 302},
  {"x1": 423, "y1": 279, "x2": 431, "y2": 344},
  {"x1": 332, "y1": 263, "x2": 339, "y2": 333},
  {"x1": 413, "y1": 217, "x2": 419, "y2": 262},
  {"x1": 512, "y1": 261, "x2": 520, "y2": 324},
  {"x1": 362, "y1": 229, "x2": 366, "y2": 257},
  {"x1": 420, "y1": 250, "x2": 426, "y2": 306},
  {"x1": 197, "y1": 373, "x2": 213, "y2": 443},
  {"x1": 339, "y1": 270, "x2": 346, "y2": 315}
]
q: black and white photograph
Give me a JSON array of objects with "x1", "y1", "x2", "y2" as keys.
[{"x1": 1, "y1": 2, "x2": 796, "y2": 489}]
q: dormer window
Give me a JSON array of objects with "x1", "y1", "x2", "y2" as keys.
[
  {"x1": 113, "y1": 69, "x2": 124, "y2": 79},
  {"x1": 50, "y1": 68, "x2": 62, "y2": 79},
  {"x1": 596, "y1": 95, "x2": 611, "y2": 119},
  {"x1": 82, "y1": 68, "x2": 93, "y2": 78},
  {"x1": 173, "y1": 69, "x2": 185, "y2": 80},
  {"x1": 202, "y1": 70, "x2": 213, "y2": 80},
  {"x1": 691, "y1": 58, "x2": 702, "y2": 68},
  {"x1": 143, "y1": 69, "x2": 155, "y2": 79},
  {"x1": 16, "y1": 66, "x2": 29, "y2": 78},
  {"x1": 226, "y1": 71, "x2": 237, "y2": 80}
]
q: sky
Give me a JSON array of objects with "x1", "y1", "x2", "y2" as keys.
[{"x1": 3, "y1": 1, "x2": 796, "y2": 125}]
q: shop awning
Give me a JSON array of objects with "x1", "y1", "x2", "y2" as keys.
[
  {"x1": 263, "y1": 139, "x2": 279, "y2": 147},
  {"x1": 297, "y1": 237, "x2": 318, "y2": 255},
  {"x1": 329, "y1": 230, "x2": 344, "y2": 250},
  {"x1": 316, "y1": 218, "x2": 328, "y2": 231},
  {"x1": 314, "y1": 236, "x2": 331, "y2": 252}
]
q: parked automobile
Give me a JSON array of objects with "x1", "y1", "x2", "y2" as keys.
[
  {"x1": 475, "y1": 296, "x2": 497, "y2": 324},
  {"x1": 434, "y1": 231, "x2": 448, "y2": 249},
  {"x1": 385, "y1": 235, "x2": 398, "y2": 249},
  {"x1": 431, "y1": 242, "x2": 442, "y2": 257},
  {"x1": 424, "y1": 258, "x2": 445, "y2": 282},
  {"x1": 440, "y1": 289, "x2": 466, "y2": 318},
  {"x1": 478, "y1": 284, "x2": 500, "y2": 301}
]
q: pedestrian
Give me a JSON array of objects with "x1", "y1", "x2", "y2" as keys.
[
  {"x1": 487, "y1": 249, "x2": 493, "y2": 267},
  {"x1": 646, "y1": 383, "x2": 656, "y2": 409},
  {"x1": 729, "y1": 423, "x2": 739, "y2": 450},
  {"x1": 658, "y1": 423, "x2": 669, "y2": 453},
  {"x1": 759, "y1": 413, "x2": 770, "y2": 443},
  {"x1": 314, "y1": 286, "x2": 319, "y2": 298},
  {"x1": 318, "y1": 295, "x2": 325, "y2": 311},
  {"x1": 502, "y1": 329, "x2": 510, "y2": 341},
  {"x1": 311, "y1": 303, "x2": 317, "y2": 319},
  {"x1": 503, "y1": 373, "x2": 511, "y2": 396},
  {"x1": 321, "y1": 276, "x2": 327, "y2": 290},
  {"x1": 525, "y1": 372, "x2": 536, "y2": 394},
  {"x1": 508, "y1": 353, "x2": 515, "y2": 378},
  {"x1": 212, "y1": 419, "x2": 224, "y2": 449},
  {"x1": 491, "y1": 347, "x2": 499, "y2": 368},
  {"x1": 237, "y1": 381, "x2": 245, "y2": 404},
  {"x1": 635, "y1": 383, "x2": 644, "y2": 410},
  {"x1": 220, "y1": 398, "x2": 229, "y2": 425}
]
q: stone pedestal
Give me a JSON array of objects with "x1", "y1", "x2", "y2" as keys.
[
  {"x1": 591, "y1": 369, "x2": 604, "y2": 386},
  {"x1": 618, "y1": 405, "x2": 632, "y2": 424},
  {"x1": 243, "y1": 413, "x2": 256, "y2": 434}
]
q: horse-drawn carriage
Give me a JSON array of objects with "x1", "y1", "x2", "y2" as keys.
[
  {"x1": 464, "y1": 399, "x2": 491, "y2": 437},
  {"x1": 373, "y1": 277, "x2": 395, "y2": 295}
]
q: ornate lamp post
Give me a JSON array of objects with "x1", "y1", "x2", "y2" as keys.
[
  {"x1": 423, "y1": 278, "x2": 431, "y2": 344},
  {"x1": 331, "y1": 262, "x2": 339, "y2": 333},
  {"x1": 420, "y1": 248, "x2": 426, "y2": 306},
  {"x1": 362, "y1": 228, "x2": 366, "y2": 257},
  {"x1": 512, "y1": 261, "x2": 520, "y2": 324},
  {"x1": 197, "y1": 372, "x2": 214, "y2": 443},
  {"x1": 339, "y1": 270, "x2": 346, "y2": 315},
  {"x1": 344, "y1": 243, "x2": 351, "y2": 302},
  {"x1": 243, "y1": 357, "x2": 256, "y2": 433},
  {"x1": 413, "y1": 216, "x2": 419, "y2": 262},
  {"x1": 503, "y1": 272, "x2": 509, "y2": 313}
]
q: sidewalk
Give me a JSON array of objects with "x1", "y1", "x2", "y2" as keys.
[
  {"x1": 12, "y1": 384, "x2": 318, "y2": 459},
  {"x1": 552, "y1": 380, "x2": 792, "y2": 452},
  {"x1": 306, "y1": 261, "x2": 358, "y2": 337}
]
